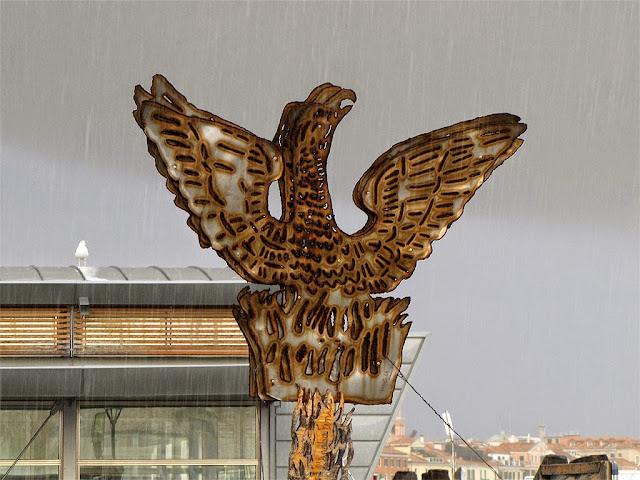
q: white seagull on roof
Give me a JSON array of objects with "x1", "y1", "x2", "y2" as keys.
[{"x1": 75, "y1": 240, "x2": 88, "y2": 267}]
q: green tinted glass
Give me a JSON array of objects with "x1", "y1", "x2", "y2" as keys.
[
  {"x1": 79, "y1": 465, "x2": 256, "y2": 480},
  {"x1": 0, "y1": 465, "x2": 59, "y2": 480},
  {"x1": 0, "y1": 408, "x2": 60, "y2": 461},
  {"x1": 79, "y1": 406, "x2": 256, "y2": 461}
]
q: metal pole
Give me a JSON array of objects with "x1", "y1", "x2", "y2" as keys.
[
  {"x1": 69, "y1": 305, "x2": 75, "y2": 357},
  {"x1": 452, "y1": 437, "x2": 456, "y2": 480}
]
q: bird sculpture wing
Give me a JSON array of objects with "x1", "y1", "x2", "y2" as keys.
[
  {"x1": 349, "y1": 114, "x2": 527, "y2": 294},
  {"x1": 134, "y1": 75, "x2": 287, "y2": 284}
]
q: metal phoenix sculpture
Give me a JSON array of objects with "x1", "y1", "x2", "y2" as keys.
[{"x1": 134, "y1": 75, "x2": 526, "y2": 478}]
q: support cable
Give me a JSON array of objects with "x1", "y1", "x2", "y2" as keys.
[
  {"x1": 1, "y1": 401, "x2": 63, "y2": 480},
  {"x1": 385, "y1": 357, "x2": 504, "y2": 480}
]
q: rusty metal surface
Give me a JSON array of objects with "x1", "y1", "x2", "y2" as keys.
[
  {"x1": 535, "y1": 455, "x2": 613, "y2": 480},
  {"x1": 288, "y1": 388, "x2": 353, "y2": 480},
  {"x1": 234, "y1": 286, "x2": 410, "y2": 404},
  {"x1": 540, "y1": 464, "x2": 603, "y2": 476},
  {"x1": 134, "y1": 75, "x2": 526, "y2": 404}
]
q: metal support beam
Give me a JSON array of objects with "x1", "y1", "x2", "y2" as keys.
[{"x1": 62, "y1": 399, "x2": 77, "y2": 480}]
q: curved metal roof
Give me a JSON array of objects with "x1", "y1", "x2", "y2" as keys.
[
  {"x1": 0, "y1": 266, "x2": 245, "y2": 282},
  {"x1": 0, "y1": 266, "x2": 250, "y2": 306}
]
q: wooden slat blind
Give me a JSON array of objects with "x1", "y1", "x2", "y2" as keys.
[
  {"x1": 0, "y1": 308, "x2": 71, "y2": 356},
  {"x1": 73, "y1": 307, "x2": 248, "y2": 356}
]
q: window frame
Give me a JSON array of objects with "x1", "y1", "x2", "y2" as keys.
[
  {"x1": 0, "y1": 401, "x2": 63, "y2": 479},
  {"x1": 75, "y1": 400, "x2": 261, "y2": 479}
]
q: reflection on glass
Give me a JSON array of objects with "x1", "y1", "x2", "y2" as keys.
[
  {"x1": 79, "y1": 406, "x2": 256, "y2": 461},
  {"x1": 0, "y1": 465, "x2": 59, "y2": 480},
  {"x1": 79, "y1": 465, "x2": 256, "y2": 480},
  {"x1": 0, "y1": 408, "x2": 60, "y2": 460}
]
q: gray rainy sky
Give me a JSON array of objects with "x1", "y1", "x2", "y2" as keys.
[{"x1": 1, "y1": 1, "x2": 638, "y2": 440}]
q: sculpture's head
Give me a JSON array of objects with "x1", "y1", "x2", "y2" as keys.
[{"x1": 275, "y1": 83, "x2": 356, "y2": 151}]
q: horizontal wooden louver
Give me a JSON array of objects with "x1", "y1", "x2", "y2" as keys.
[
  {"x1": 73, "y1": 307, "x2": 248, "y2": 356},
  {"x1": 0, "y1": 308, "x2": 71, "y2": 356}
]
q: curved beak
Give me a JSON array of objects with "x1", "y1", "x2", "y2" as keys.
[{"x1": 305, "y1": 83, "x2": 357, "y2": 118}]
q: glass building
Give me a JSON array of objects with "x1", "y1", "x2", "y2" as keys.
[{"x1": 0, "y1": 266, "x2": 428, "y2": 480}]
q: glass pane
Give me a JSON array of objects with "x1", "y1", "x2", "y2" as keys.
[
  {"x1": 0, "y1": 408, "x2": 60, "y2": 460},
  {"x1": 79, "y1": 406, "x2": 256, "y2": 461},
  {"x1": 79, "y1": 465, "x2": 256, "y2": 480},
  {"x1": 0, "y1": 465, "x2": 59, "y2": 480}
]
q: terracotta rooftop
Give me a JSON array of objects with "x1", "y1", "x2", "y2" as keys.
[
  {"x1": 408, "y1": 453, "x2": 429, "y2": 464},
  {"x1": 551, "y1": 436, "x2": 639, "y2": 449},
  {"x1": 486, "y1": 441, "x2": 542, "y2": 454},
  {"x1": 612, "y1": 458, "x2": 638, "y2": 468},
  {"x1": 388, "y1": 435, "x2": 419, "y2": 447},
  {"x1": 382, "y1": 446, "x2": 410, "y2": 456}
]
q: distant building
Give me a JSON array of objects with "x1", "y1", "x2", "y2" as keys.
[
  {"x1": 546, "y1": 435, "x2": 640, "y2": 466},
  {"x1": 407, "y1": 452, "x2": 429, "y2": 478},
  {"x1": 375, "y1": 411, "x2": 424, "y2": 479},
  {"x1": 377, "y1": 446, "x2": 411, "y2": 479},
  {"x1": 392, "y1": 409, "x2": 407, "y2": 438},
  {"x1": 486, "y1": 440, "x2": 551, "y2": 479},
  {"x1": 375, "y1": 415, "x2": 640, "y2": 480},
  {"x1": 487, "y1": 440, "x2": 553, "y2": 467}
]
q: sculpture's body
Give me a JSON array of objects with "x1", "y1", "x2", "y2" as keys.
[{"x1": 134, "y1": 75, "x2": 526, "y2": 478}]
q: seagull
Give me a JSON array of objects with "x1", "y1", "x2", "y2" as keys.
[{"x1": 75, "y1": 240, "x2": 88, "y2": 267}]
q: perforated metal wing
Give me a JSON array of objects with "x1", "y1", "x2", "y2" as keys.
[
  {"x1": 134, "y1": 75, "x2": 288, "y2": 285},
  {"x1": 348, "y1": 114, "x2": 527, "y2": 294}
]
